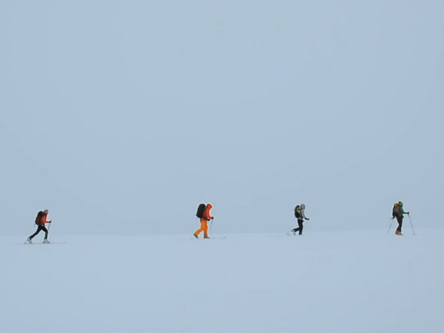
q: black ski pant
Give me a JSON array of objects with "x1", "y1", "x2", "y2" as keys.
[
  {"x1": 396, "y1": 216, "x2": 403, "y2": 232},
  {"x1": 29, "y1": 225, "x2": 49, "y2": 240},
  {"x1": 292, "y1": 219, "x2": 304, "y2": 235}
]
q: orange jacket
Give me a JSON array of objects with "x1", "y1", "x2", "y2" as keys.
[{"x1": 202, "y1": 204, "x2": 213, "y2": 221}]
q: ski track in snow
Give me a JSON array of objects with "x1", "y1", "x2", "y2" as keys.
[{"x1": 1, "y1": 229, "x2": 443, "y2": 333}]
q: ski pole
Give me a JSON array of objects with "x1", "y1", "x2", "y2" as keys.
[
  {"x1": 408, "y1": 214, "x2": 416, "y2": 235},
  {"x1": 387, "y1": 219, "x2": 393, "y2": 235}
]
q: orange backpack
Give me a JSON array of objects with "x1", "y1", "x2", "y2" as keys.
[{"x1": 392, "y1": 202, "x2": 400, "y2": 218}]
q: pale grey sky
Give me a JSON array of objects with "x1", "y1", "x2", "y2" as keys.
[{"x1": 1, "y1": 0, "x2": 443, "y2": 236}]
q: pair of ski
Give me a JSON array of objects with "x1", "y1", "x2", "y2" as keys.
[
  {"x1": 191, "y1": 236, "x2": 226, "y2": 240},
  {"x1": 24, "y1": 241, "x2": 66, "y2": 245}
]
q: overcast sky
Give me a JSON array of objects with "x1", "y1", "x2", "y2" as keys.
[{"x1": 1, "y1": 0, "x2": 443, "y2": 236}]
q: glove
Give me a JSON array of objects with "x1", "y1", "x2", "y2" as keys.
[
  {"x1": 306, "y1": 218, "x2": 310, "y2": 221},
  {"x1": 406, "y1": 212, "x2": 410, "y2": 215},
  {"x1": 211, "y1": 217, "x2": 214, "y2": 220}
]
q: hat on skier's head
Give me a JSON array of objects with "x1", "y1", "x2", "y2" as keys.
[
  {"x1": 43, "y1": 209, "x2": 49, "y2": 214},
  {"x1": 398, "y1": 201, "x2": 403, "y2": 206},
  {"x1": 207, "y1": 203, "x2": 213, "y2": 208},
  {"x1": 300, "y1": 204, "x2": 305, "y2": 209}
]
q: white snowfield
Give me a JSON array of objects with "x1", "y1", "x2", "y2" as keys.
[{"x1": 1, "y1": 229, "x2": 442, "y2": 333}]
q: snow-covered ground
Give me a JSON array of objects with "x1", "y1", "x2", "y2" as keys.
[{"x1": 1, "y1": 229, "x2": 442, "y2": 333}]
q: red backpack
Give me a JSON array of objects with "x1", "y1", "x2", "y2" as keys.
[{"x1": 35, "y1": 211, "x2": 44, "y2": 225}]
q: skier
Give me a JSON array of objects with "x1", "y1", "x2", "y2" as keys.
[
  {"x1": 27, "y1": 209, "x2": 52, "y2": 243},
  {"x1": 194, "y1": 203, "x2": 213, "y2": 239},
  {"x1": 392, "y1": 201, "x2": 409, "y2": 236},
  {"x1": 290, "y1": 204, "x2": 310, "y2": 235}
]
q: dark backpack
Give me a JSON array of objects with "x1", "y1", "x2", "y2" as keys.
[
  {"x1": 196, "y1": 203, "x2": 206, "y2": 218},
  {"x1": 294, "y1": 205, "x2": 301, "y2": 218},
  {"x1": 35, "y1": 211, "x2": 44, "y2": 225}
]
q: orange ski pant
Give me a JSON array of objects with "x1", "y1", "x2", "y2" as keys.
[{"x1": 194, "y1": 219, "x2": 209, "y2": 238}]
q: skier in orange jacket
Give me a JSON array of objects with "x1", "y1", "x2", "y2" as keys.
[{"x1": 194, "y1": 203, "x2": 213, "y2": 239}]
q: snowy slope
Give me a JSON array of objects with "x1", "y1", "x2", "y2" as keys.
[{"x1": 1, "y1": 229, "x2": 442, "y2": 333}]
